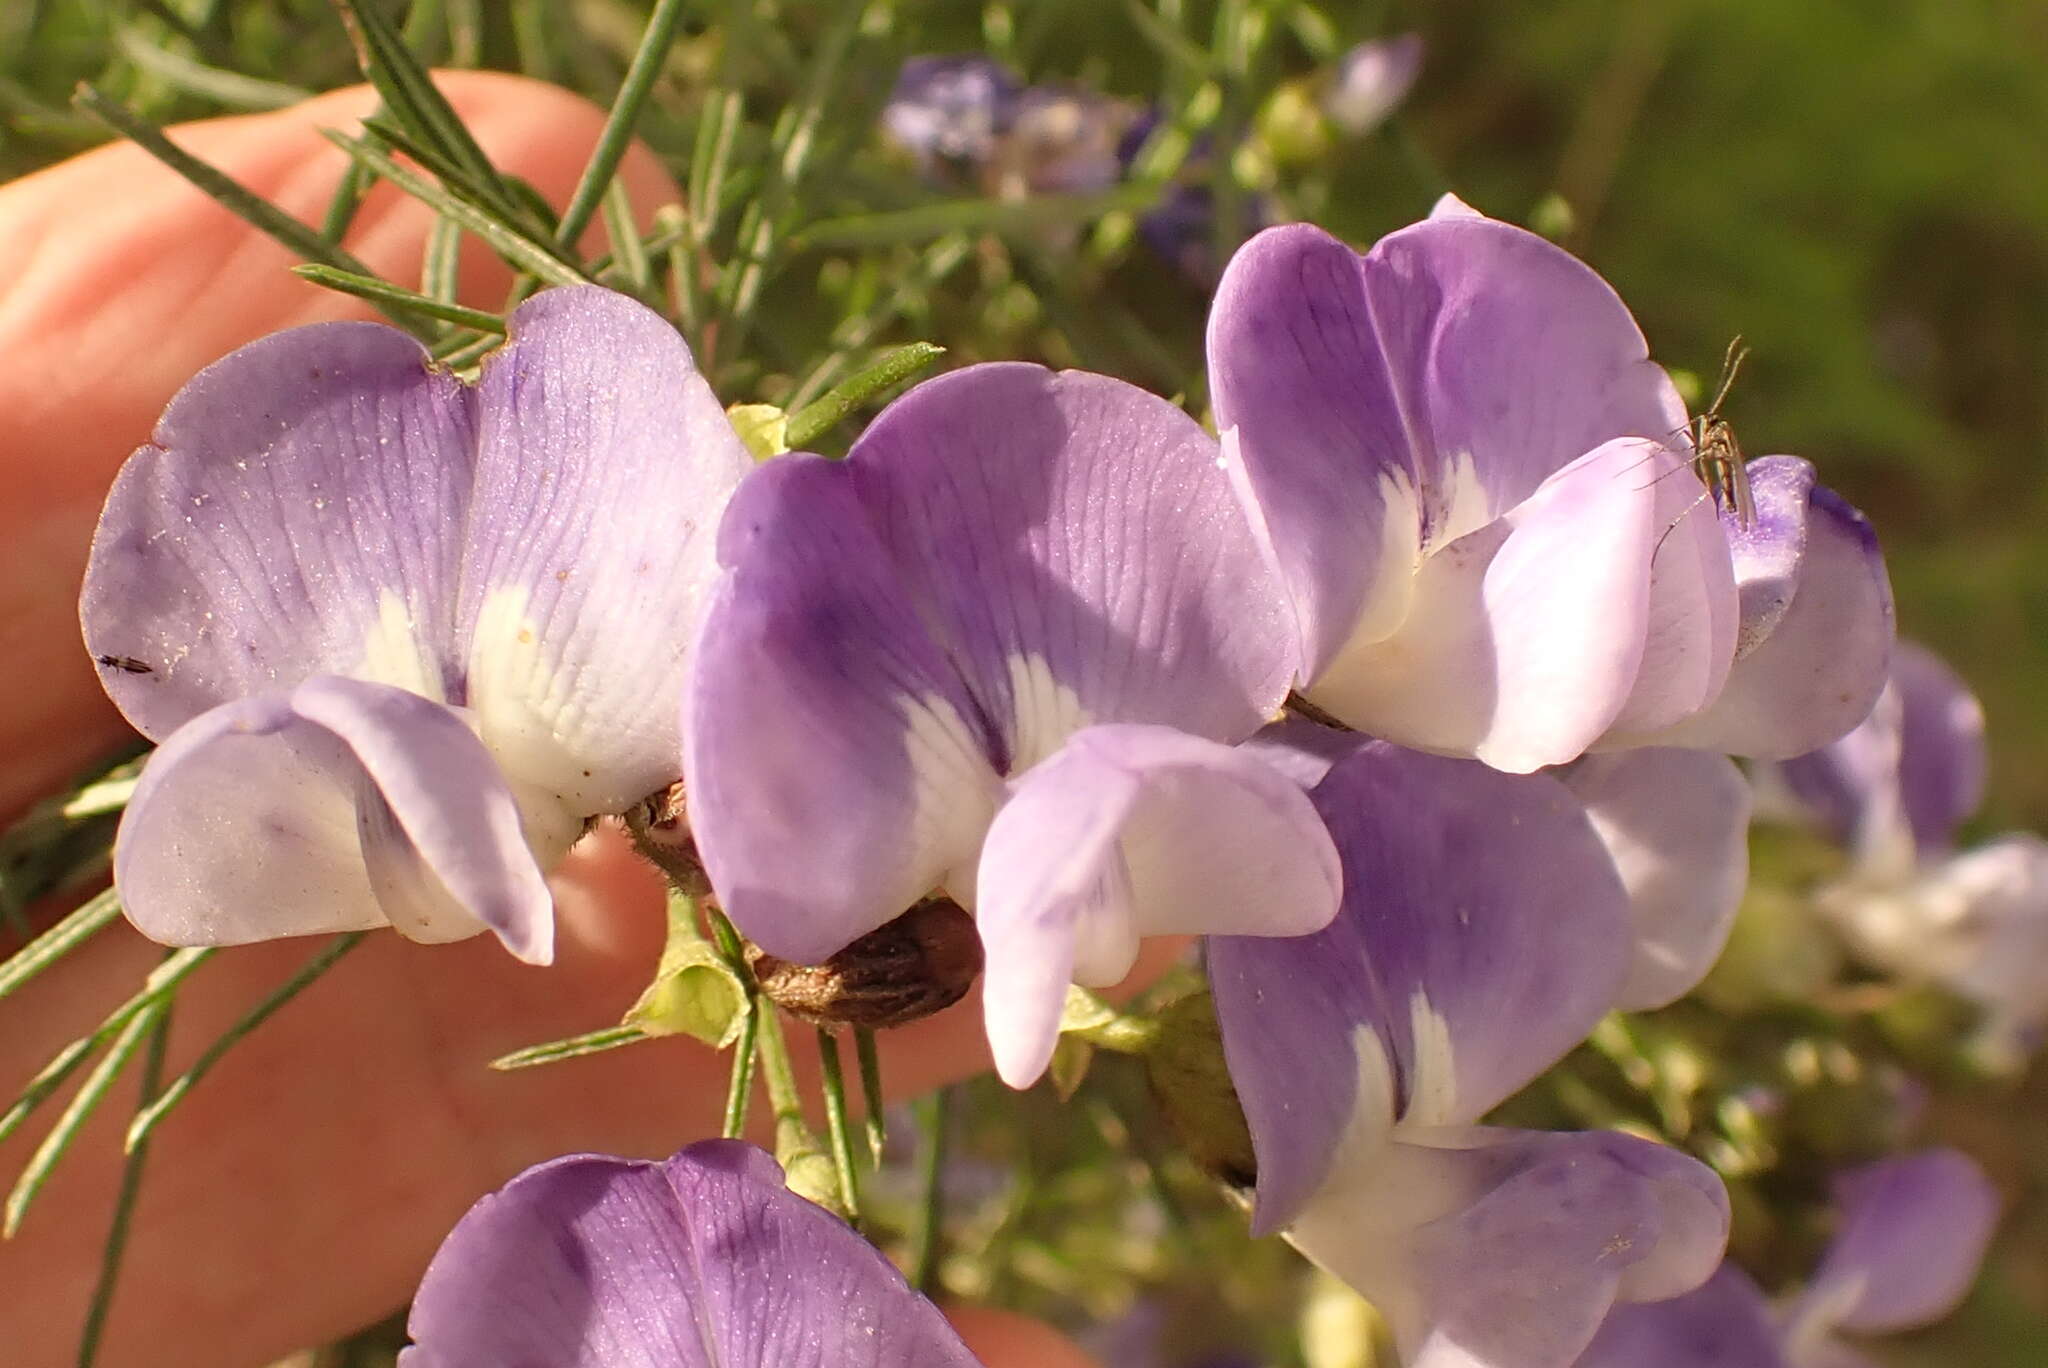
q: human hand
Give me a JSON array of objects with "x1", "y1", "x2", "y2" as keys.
[{"x1": 0, "y1": 75, "x2": 1105, "y2": 1368}]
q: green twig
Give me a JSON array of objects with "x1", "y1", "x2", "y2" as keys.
[
  {"x1": 909, "y1": 1090, "x2": 949, "y2": 1294},
  {"x1": 0, "y1": 888, "x2": 123, "y2": 1007},
  {"x1": 599, "y1": 179, "x2": 653, "y2": 296},
  {"x1": 292, "y1": 264, "x2": 507, "y2": 334},
  {"x1": 814, "y1": 1027, "x2": 860, "y2": 1219},
  {"x1": 125, "y1": 933, "x2": 367, "y2": 1153},
  {"x1": 5, "y1": 999, "x2": 165, "y2": 1237},
  {"x1": 75, "y1": 1004, "x2": 172, "y2": 1366},
  {"x1": 854, "y1": 1027, "x2": 885, "y2": 1166},
  {"x1": 555, "y1": 0, "x2": 691, "y2": 249},
  {"x1": 320, "y1": 130, "x2": 589, "y2": 288},
  {"x1": 784, "y1": 342, "x2": 945, "y2": 450},
  {"x1": 71, "y1": 86, "x2": 424, "y2": 337}
]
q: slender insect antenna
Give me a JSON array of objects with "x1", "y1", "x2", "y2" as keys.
[{"x1": 1707, "y1": 335, "x2": 1748, "y2": 414}]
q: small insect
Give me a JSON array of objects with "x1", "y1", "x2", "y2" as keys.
[
  {"x1": 1687, "y1": 336, "x2": 1756, "y2": 529},
  {"x1": 95, "y1": 654, "x2": 154, "y2": 675}
]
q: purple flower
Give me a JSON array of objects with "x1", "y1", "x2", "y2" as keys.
[
  {"x1": 81, "y1": 288, "x2": 750, "y2": 963},
  {"x1": 402, "y1": 1140, "x2": 984, "y2": 1366},
  {"x1": 1207, "y1": 198, "x2": 1894, "y2": 773},
  {"x1": 1577, "y1": 1149, "x2": 1998, "y2": 1368},
  {"x1": 1208, "y1": 738, "x2": 1730, "y2": 1367},
  {"x1": 883, "y1": 55, "x2": 1020, "y2": 174},
  {"x1": 684, "y1": 364, "x2": 1340, "y2": 1087},
  {"x1": 1323, "y1": 34, "x2": 1424, "y2": 136}
]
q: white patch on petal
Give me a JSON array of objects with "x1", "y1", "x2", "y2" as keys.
[
  {"x1": 1004, "y1": 653, "x2": 1092, "y2": 773},
  {"x1": 1422, "y1": 451, "x2": 1496, "y2": 553},
  {"x1": 906, "y1": 690, "x2": 1006, "y2": 908},
  {"x1": 1347, "y1": 466, "x2": 1425, "y2": 647},
  {"x1": 464, "y1": 585, "x2": 606, "y2": 818},
  {"x1": 1400, "y1": 990, "x2": 1462, "y2": 1127},
  {"x1": 356, "y1": 590, "x2": 445, "y2": 701}
]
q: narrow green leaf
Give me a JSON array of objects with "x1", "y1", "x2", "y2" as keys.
[
  {"x1": 75, "y1": 1005, "x2": 171, "y2": 1367},
  {"x1": 784, "y1": 342, "x2": 945, "y2": 450},
  {"x1": 854, "y1": 1027, "x2": 885, "y2": 1166},
  {"x1": 786, "y1": 235, "x2": 972, "y2": 410},
  {"x1": 114, "y1": 26, "x2": 311, "y2": 110},
  {"x1": 721, "y1": 1001, "x2": 761, "y2": 1140},
  {"x1": 599, "y1": 179, "x2": 653, "y2": 296},
  {"x1": 321, "y1": 130, "x2": 589, "y2": 288},
  {"x1": 790, "y1": 186, "x2": 1161, "y2": 252},
  {"x1": 5, "y1": 999, "x2": 165, "y2": 1238},
  {"x1": 332, "y1": 0, "x2": 533, "y2": 231},
  {"x1": 555, "y1": 0, "x2": 691, "y2": 249},
  {"x1": 909, "y1": 1090, "x2": 949, "y2": 1294},
  {"x1": 0, "y1": 948, "x2": 213, "y2": 1150},
  {"x1": 0, "y1": 887, "x2": 122, "y2": 1007},
  {"x1": 124, "y1": 933, "x2": 368, "y2": 1153},
  {"x1": 292, "y1": 264, "x2": 507, "y2": 335},
  {"x1": 421, "y1": 214, "x2": 463, "y2": 304},
  {"x1": 72, "y1": 85, "x2": 427, "y2": 337},
  {"x1": 489, "y1": 1025, "x2": 651, "y2": 1072},
  {"x1": 814, "y1": 1027, "x2": 861, "y2": 1221}
]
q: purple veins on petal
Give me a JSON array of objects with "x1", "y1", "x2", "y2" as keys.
[
  {"x1": 403, "y1": 1140, "x2": 984, "y2": 1368},
  {"x1": 84, "y1": 285, "x2": 747, "y2": 956}
]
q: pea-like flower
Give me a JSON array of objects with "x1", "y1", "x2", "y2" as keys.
[
  {"x1": 1207, "y1": 198, "x2": 1894, "y2": 773},
  {"x1": 82, "y1": 288, "x2": 750, "y2": 964},
  {"x1": 1577, "y1": 1149, "x2": 1998, "y2": 1368},
  {"x1": 1208, "y1": 739, "x2": 1731, "y2": 1367},
  {"x1": 402, "y1": 1139, "x2": 984, "y2": 1366},
  {"x1": 685, "y1": 364, "x2": 1341, "y2": 1087}
]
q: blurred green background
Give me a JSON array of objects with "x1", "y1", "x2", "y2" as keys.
[{"x1": 5, "y1": 1, "x2": 2046, "y2": 1363}]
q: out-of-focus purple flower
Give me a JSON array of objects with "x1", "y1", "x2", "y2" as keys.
[
  {"x1": 685, "y1": 364, "x2": 1339, "y2": 1088},
  {"x1": 1208, "y1": 198, "x2": 1894, "y2": 774},
  {"x1": 993, "y1": 86, "x2": 1137, "y2": 196},
  {"x1": 1770, "y1": 639, "x2": 1987, "y2": 870},
  {"x1": 81, "y1": 288, "x2": 749, "y2": 964},
  {"x1": 1208, "y1": 738, "x2": 1730, "y2": 1367},
  {"x1": 883, "y1": 55, "x2": 1020, "y2": 174},
  {"x1": 402, "y1": 1140, "x2": 983, "y2": 1366},
  {"x1": 1577, "y1": 1150, "x2": 1998, "y2": 1368},
  {"x1": 1323, "y1": 33, "x2": 1424, "y2": 136}
]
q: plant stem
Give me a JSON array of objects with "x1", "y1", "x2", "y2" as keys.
[
  {"x1": 814, "y1": 1027, "x2": 860, "y2": 1219},
  {"x1": 75, "y1": 1003, "x2": 172, "y2": 1367},
  {"x1": 909, "y1": 1090, "x2": 950, "y2": 1294}
]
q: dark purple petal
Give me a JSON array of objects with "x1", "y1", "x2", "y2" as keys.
[
  {"x1": 846, "y1": 364, "x2": 1294, "y2": 761},
  {"x1": 1290, "y1": 1128, "x2": 1730, "y2": 1368},
  {"x1": 1888, "y1": 641, "x2": 1987, "y2": 856},
  {"x1": 1654, "y1": 481, "x2": 1894, "y2": 759},
  {"x1": 83, "y1": 321, "x2": 473, "y2": 741},
  {"x1": 685, "y1": 455, "x2": 1002, "y2": 964},
  {"x1": 1574, "y1": 1266, "x2": 1785, "y2": 1368},
  {"x1": 116, "y1": 676, "x2": 553, "y2": 962},
  {"x1": 975, "y1": 724, "x2": 1340, "y2": 1086},
  {"x1": 1563, "y1": 750, "x2": 1751, "y2": 1010},
  {"x1": 1208, "y1": 217, "x2": 1685, "y2": 681},
  {"x1": 457, "y1": 287, "x2": 751, "y2": 815},
  {"x1": 1324, "y1": 34, "x2": 1424, "y2": 136},
  {"x1": 403, "y1": 1140, "x2": 983, "y2": 1368},
  {"x1": 1798, "y1": 1149, "x2": 1997, "y2": 1336},
  {"x1": 1208, "y1": 744, "x2": 1631, "y2": 1231}
]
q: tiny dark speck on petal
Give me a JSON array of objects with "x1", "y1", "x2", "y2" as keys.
[{"x1": 555, "y1": 570, "x2": 570, "y2": 582}]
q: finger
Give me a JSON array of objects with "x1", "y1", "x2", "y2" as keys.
[
  {"x1": 0, "y1": 71, "x2": 675, "y2": 820},
  {"x1": 948, "y1": 1306, "x2": 1106, "y2": 1368}
]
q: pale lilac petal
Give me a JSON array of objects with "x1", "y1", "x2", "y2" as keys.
[
  {"x1": 1801, "y1": 1149, "x2": 1997, "y2": 1336},
  {"x1": 1289, "y1": 1128, "x2": 1730, "y2": 1368},
  {"x1": 1574, "y1": 1266, "x2": 1784, "y2": 1368},
  {"x1": 685, "y1": 456, "x2": 1002, "y2": 964},
  {"x1": 1771, "y1": 684, "x2": 1905, "y2": 857},
  {"x1": 1724, "y1": 457, "x2": 1816, "y2": 655},
  {"x1": 976, "y1": 724, "x2": 1339, "y2": 1087},
  {"x1": 403, "y1": 1140, "x2": 983, "y2": 1368},
  {"x1": 1652, "y1": 481, "x2": 1894, "y2": 759},
  {"x1": 1562, "y1": 750, "x2": 1752, "y2": 1010},
  {"x1": 1239, "y1": 715, "x2": 1364, "y2": 790},
  {"x1": 82, "y1": 321, "x2": 472, "y2": 740},
  {"x1": 847, "y1": 364, "x2": 1293, "y2": 766},
  {"x1": 1209, "y1": 744, "x2": 1630, "y2": 1230},
  {"x1": 1311, "y1": 439, "x2": 1716, "y2": 772},
  {"x1": 1324, "y1": 34, "x2": 1424, "y2": 135},
  {"x1": 457, "y1": 287, "x2": 750, "y2": 814},
  {"x1": 116, "y1": 676, "x2": 553, "y2": 962}
]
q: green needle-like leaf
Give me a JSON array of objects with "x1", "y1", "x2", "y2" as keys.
[
  {"x1": 114, "y1": 26, "x2": 311, "y2": 110},
  {"x1": 75, "y1": 1004, "x2": 171, "y2": 1368},
  {"x1": 554, "y1": 0, "x2": 691, "y2": 250},
  {"x1": 784, "y1": 342, "x2": 945, "y2": 450},
  {"x1": 292, "y1": 264, "x2": 507, "y2": 334},
  {"x1": 814, "y1": 1027, "x2": 861, "y2": 1221},
  {"x1": 5, "y1": 998, "x2": 166, "y2": 1238},
  {"x1": 124, "y1": 933, "x2": 368, "y2": 1153},
  {"x1": 0, "y1": 887, "x2": 123, "y2": 1007},
  {"x1": 489, "y1": 1025, "x2": 651, "y2": 1072}
]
